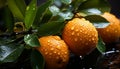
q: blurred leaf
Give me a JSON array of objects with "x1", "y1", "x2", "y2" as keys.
[
  {"x1": 40, "y1": 7, "x2": 53, "y2": 24},
  {"x1": 0, "y1": 0, "x2": 7, "y2": 8},
  {"x1": 33, "y1": 0, "x2": 53, "y2": 28},
  {"x1": 0, "y1": 44, "x2": 24, "y2": 63},
  {"x1": 3, "y1": 6, "x2": 14, "y2": 32},
  {"x1": 24, "y1": 34, "x2": 40, "y2": 47},
  {"x1": 7, "y1": 0, "x2": 26, "y2": 20},
  {"x1": 61, "y1": 0, "x2": 72, "y2": 4},
  {"x1": 71, "y1": 0, "x2": 86, "y2": 10},
  {"x1": 85, "y1": 15, "x2": 109, "y2": 28},
  {"x1": 49, "y1": 5, "x2": 60, "y2": 16},
  {"x1": 24, "y1": 0, "x2": 37, "y2": 30},
  {"x1": 97, "y1": 37, "x2": 106, "y2": 54},
  {"x1": 78, "y1": 0, "x2": 110, "y2": 15},
  {"x1": 14, "y1": 0, "x2": 26, "y2": 16},
  {"x1": 58, "y1": 11, "x2": 74, "y2": 20},
  {"x1": 38, "y1": 21, "x2": 65, "y2": 36},
  {"x1": 31, "y1": 50, "x2": 45, "y2": 69}
]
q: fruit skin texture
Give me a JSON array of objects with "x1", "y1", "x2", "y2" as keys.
[
  {"x1": 62, "y1": 18, "x2": 98, "y2": 56},
  {"x1": 97, "y1": 12, "x2": 120, "y2": 44},
  {"x1": 36, "y1": 36, "x2": 69, "y2": 69}
]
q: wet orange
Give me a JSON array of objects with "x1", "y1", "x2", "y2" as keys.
[
  {"x1": 62, "y1": 18, "x2": 98, "y2": 56},
  {"x1": 36, "y1": 35, "x2": 69, "y2": 69}
]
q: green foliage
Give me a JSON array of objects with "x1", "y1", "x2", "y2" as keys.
[
  {"x1": 85, "y1": 15, "x2": 109, "y2": 28},
  {"x1": 7, "y1": 0, "x2": 26, "y2": 20},
  {"x1": 97, "y1": 37, "x2": 106, "y2": 54},
  {"x1": 33, "y1": 0, "x2": 53, "y2": 28},
  {"x1": 24, "y1": 34, "x2": 40, "y2": 47},
  {"x1": 61, "y1": 0, "x2": 72, "y2": 4},
  {"x1": 31, "y1": 50, "x2": 45, "y2": 69},
  {"x1": 0, "y1": 37, "x2": 24, "y2": 63},
  {"x1": 37, "y1": 21, "x2": 65, "y2": 36},
  {"x1": 3, "y1": 6, "x2": 14, "y2": 32},
  {"x1": 78, "y1": 0, "x2": 110, "y2": 15},
  {"x1": 24, "y1": 0, "x2": 37, "y2": 30}
]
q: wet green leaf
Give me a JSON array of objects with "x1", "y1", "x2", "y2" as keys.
[
  {"x1": 61, "y1": 0, "x2": 72, "y2": 4},
  {"x1": 58, "y1": 11, "x2": 74, "y2": 20},
  {"x1": 33, "y1": 0, "x2": 53, "y2": 28},
  {"x1": 24, "y1": 34, "x2": 40, "y2": 47},
  {"x1": 31, "y1": 50, "x2": 45, "y2": 69},
  {"x1": 7, "y1": 0, "x2": 26, "y2": 20},
  {"x1": 24, "y1": 0, "x2": 37, "y2": 30},
  {"x1": 85, "y1": 15, "x2": 109, "y2": 28},
  {"x1": 0, "y1": 44, "x2": 24, "y2": 63},
  {"x1": 38, "y1": 21, "x2": 65, "y2": 36},
  {"x1": 49, "y1": 5, "x2": 60, "y2": 16},
  {"x1": 78, "y1": 0, "x2": 110, "y2": 15},
  {"x1": 97, "y1": 37, "x2": 106, "y2": 54}
]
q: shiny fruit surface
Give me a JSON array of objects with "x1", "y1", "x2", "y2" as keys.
[
  {"x1": 36, "y1": 35, "x2": 69, "y2": 69},
  {"x1": 62, "y1": 18, "x2": 98, "y2": 56}
]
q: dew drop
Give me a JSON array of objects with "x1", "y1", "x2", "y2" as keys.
[
  {"x1": 71, "y1": 26, "x2": 74, "y2": 30},
  {"x1": 50, "y1": 48, "x2": 54, "y2": 51},
  {"x1": 26, "y1": 6, "x2": 29, "y2": 10},
  {"x1": 54, "y1": 51, "x2": 56, "y2": 54},
  {"x1": 33, "y1": 8, "x2": 35, "y2": 10},
  {"x1": 75, "y1": 29, "x2": 79, "y2": 32},
  {"x1": 45, "y1": 52, "x2": 48, "y2": 55},
  {"x1": 74, "y1": 38, "x2": 78, "y2": 41},
  {"x1": 77, "y1": 33, "x2": 80, "y2": 36},
  {"x1": 71, "y1": 32, "x2": 75, "y2": 35}
]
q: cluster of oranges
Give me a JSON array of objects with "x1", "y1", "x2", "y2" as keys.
[{"x1": 36, "y1": 12, "x2": 120, "y2": 69}]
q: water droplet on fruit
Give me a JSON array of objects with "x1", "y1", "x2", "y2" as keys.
[
  {"x1": 45, "y1": 52, "x2": 48, "y2": 55},
  {"x1": 77, "y1": 33, "x2": 80, "y2": 36},
  {"x1": 49, "y1": 53, "x2": 52, "y2": 55},
  {"x1": 71, "y1": 32, "x2": 75, "y2": 35},
  {"x1": 92, "y1": 38, "x2": 95, "y2": 41},
  {"x1": 71, "y1": 26, "x2": 74, "y2": 30},
  {"x1": 74, "y1": 38, "x2": 78, "y2": 41},
  {"x1": 58, "y1": 52, "x2": 60, "y2": 55},
  {"x1": 50, "y1": 48, "x2": 54, "y2": 51},
  {"x1": 75, "y1": 29, "x2": 79, "y2": 32},
  {"x1": 54, "y1": 51, "x2": 56, "y2": 54}
]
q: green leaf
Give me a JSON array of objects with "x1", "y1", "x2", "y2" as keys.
[
  {"x1": 78, "y1": 0, "x2": 110, "y2": 15},
  {"x1": 97, "y1": 37, "x2": 106, "y2": 54},
  {"x1": 49, "y1": 5, "x2": 60, "y2": 16},
  {"x1": 61, "y1": 0, "x2": 72, "y2": 4},
  {"x1": 24, "y1": 34, "x2": 40, "y2": 47},
  {"x1": 31, "y1": 50, "x2": 45, "y2": 69},
  {"x1": 14, "y1": 0, "x2": 26, "y2": 16},
  {"x1": 39, "y1": 7, "x2": 53, "y2": 24},
  {"x1": 37, "y1": 21, "x2": 65, "y2": 36},
  {"x1": 58, "y1": 11, "x2": 74, "y2": 20},
  {"x1": 0, "y1": 44, "x2": 24, "y2": 63},
  {"x1": 7, "y1": 0, "x2": 26, "y2": 20},
  {"x1": 33, "y1": 0, "x2": 53, "y2": 28},
  {"x1": 71, "y1": 0, "x2": 86, "y2": 10},
  {"x1": 3, "y1": 6, "x2": 14, "y2": 32},
  {"x1": 85, "y1": 15, "x2": 109, "y2": 28},
  {"x1": 24, "y1": 0, "x2": 37, "y2": 30}
]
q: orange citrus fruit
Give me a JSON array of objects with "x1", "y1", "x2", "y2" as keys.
[
  {"x1": 36, "y1": 35, "x2": 69, "y2": 69},
  {"x1": 62, "y1": 18, "x2": 98, "y2": 56},
  {"x1": 97, "y1": 12, "x2": 120, "y2": 44}
]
